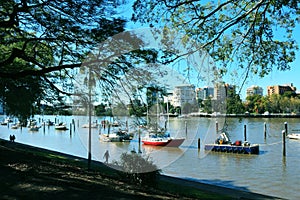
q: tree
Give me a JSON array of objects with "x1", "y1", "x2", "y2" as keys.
[
  {"x1": 1, "y1": 1, "x2": 166, "y2": 120},
  {"x1": 226, "y1": 94, "x2": 245, "y2": 114},
  {"x1": 0, "y1": 0, "x2": 128, "y2": 119},
  {"x1": 245, "y1": 94, "x2": 263, "y2": 113},
  {"x1": 132, "y1": 1, "x2": 299, "y2": 80},
  {"x1": 202, "y1": 97, "x2": 212, "y2": 114}
]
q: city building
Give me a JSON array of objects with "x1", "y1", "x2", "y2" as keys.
[
  {"x1": 246, "y1": 85, "x2": 263, "y2": 97},
  {"x1": 267, "y1": 83, "x2": 296, "y2": 96},
  {"x1": 196, "y1": 86, "x2": 214, "y2": 100},
  {"x1": 171, "y1": 84, "x2": 196, "y2": 107},
  {"x1": 213, "y1": 82, "x2": 236, "y2": 101}
]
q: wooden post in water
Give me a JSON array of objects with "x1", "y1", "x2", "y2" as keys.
[
  {"x1": 215, "y1": 121, "x2": 218, "y2": 134},
  {"x1": 185, "y1": 121, "x2": 187, "y2": 137},
  {"x1": 282, "y1": 130, "x2": 286, "y2": 157},
  {"x1": 244, "y1": 124, "x2": 247, "y2": 141},
  {"x1": 138, "y1": 128, "x2": 141, "y2": 153},
  {"x1": 264, "y1": 122, "x2": 267, "y2": 139},
  {"x1": 43, "y1": 122, "x2": 45, "y2": 133},
  {"x1": 70, "y1": 123, "x2": 72, "y2": 135},
  {"x1": 198, "y1": 138, "x2": 201, "y2": 150},
  {"x1": 284, "y1": 122, "x2": 288, "y2": 136}
]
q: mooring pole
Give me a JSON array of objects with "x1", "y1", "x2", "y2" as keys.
[
  {"x1": 282, "y1": 130, "x2": 286, "y2": 157},
  {"x1": 185, "y1": 121, "x2": 187, "y2": 137},
  {"x1": 264, "y1": 122, "x2": 267, "y2": 139},
  {"x1": 138, "y1": 128, "x2": 141, "y2": 153},
  {"x1": 284, "y1": 122, "x2": 288, "y2": 136},
  {"x1": 70, "y1": 123, "x2": 72, "y2": 135},
  {"x1": 198, "y1": 138, "x2": 201, "y2": 150},
  {"x1": 43, "y1": 122, "x2": 45, "y2": 133},
  {"x1": 244, "y1": 124, "x2": 247, "y2": 141},
  {"x1": 216, "y1": 121, "x2": 218, "y2": 134}
]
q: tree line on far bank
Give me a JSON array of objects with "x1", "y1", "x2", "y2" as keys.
[
  {"x1": 35, "y1": 91, "x2": 300, "y2": 117},
  {"x1": 205, "y1": 91, "x2": 300, "y2": 115}
]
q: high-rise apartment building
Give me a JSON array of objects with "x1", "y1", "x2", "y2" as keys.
[
  {"x1": 267, "y1": 83, "x2": 296, "y2": 96},
  {"x1": 246, "y1": 85, "x2": 263, "y2": 97},
  {"x1": 196, "y1": 86, "x2": 214, "y2": 100},
  {"x1": 213, "y1": 82, "x2": 235, "y2": 101},
  {"x1": 171, "y1": 84, "x2": 196, "y2": 107}
]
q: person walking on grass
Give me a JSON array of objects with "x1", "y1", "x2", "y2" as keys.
[{"x1": 103, "y1": 150, "x2": 110, "y2": 164}]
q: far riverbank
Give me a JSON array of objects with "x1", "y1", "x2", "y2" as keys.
[{"x1": 187, "y1": 112, "x2": 300, "y2": 118}]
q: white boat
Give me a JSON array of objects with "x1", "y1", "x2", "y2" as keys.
[
  {"x1": 287, "y1": 133, "x2": 300, "y2": 140},
  {"x1": 1, "y1": 117, "x2": 12, "y2": 125},
  {"x1": 82, "y1": 123, "x2": 98, "y2": 128},
  {"x1": 55, "y1": 123, "x2": 68, "y2": 130},
  {"x1": 99, "y1": 130, "x2": 132, "y2": 142}
]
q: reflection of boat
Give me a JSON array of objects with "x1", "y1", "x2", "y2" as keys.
[
  {"x1": 142, "y1": 134, "x2": 185, "y2": 147},
  {"x1": 204, "y1": 133, "x2": 259, "y2": 154},
  {"x1": 287, "y1": 133, "x2": 300, "y2": 140},
  {"x1": 82, "y1": 123, "x2": 98, "y2": 128},
  {"x1": 55, "y1": 123, "x2": 68, "y2": 130},
  {"x1": 45, "y1": 120, "x2": 54, "y2": 126},
  {"x1": 100, "y1": 129, "x2": 133, "y2": 142},
  {"x1": 29, "y1": 125, "x2": 40, "y2": 131}
]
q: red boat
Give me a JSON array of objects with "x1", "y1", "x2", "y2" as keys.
[{"x1": 142, "y1": 135, "x2": 185, "y2": 147}]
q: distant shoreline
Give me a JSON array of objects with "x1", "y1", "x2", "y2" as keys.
[{"x1": 184, "y1": 113, "x2": 300, "y2": 118}]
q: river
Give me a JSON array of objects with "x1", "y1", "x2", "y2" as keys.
[{"x1": 1, "y1": 115, "x2": 299, "y2": 199}]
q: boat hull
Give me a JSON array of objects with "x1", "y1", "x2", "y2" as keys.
[
  {"x1": 204, "y1": 144, "x2": 259, "y2": 154},
  {"x1": 142, "y1": 140, "x2": 169, "y2": 146},
  {"x1": 287, "y1": 133, "x2": 300, "y2": 140},
  {"x1": 142, "y1": 138, "x2": 185, "y2": 147},
  {"x1": 55, "y1": 126, "x2": 68, "y2": 130},
  {"x1": 100, "y1": 133, "x2": 132, "y2": 142}
]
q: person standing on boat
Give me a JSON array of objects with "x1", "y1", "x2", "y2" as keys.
[{"x1": 103, "y1": 150, "x2": 110, "y2": 164}]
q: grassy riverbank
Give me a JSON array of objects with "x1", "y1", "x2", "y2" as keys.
[{"x1": 0, "y1": 139, "x2": 281, "y2": 199}]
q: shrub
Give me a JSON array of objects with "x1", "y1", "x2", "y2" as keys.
[{"x1": 115, "y1": 151, "x2": 161, "y2": 186}]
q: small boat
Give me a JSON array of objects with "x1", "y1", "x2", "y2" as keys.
[
  {"x1": 55, "y1": 123, "x2": 68, "y2": 130},
  {"x1": 204, "y1": 133, "x2": 259, "y2": 154},
  {"x1": 82, "y1": 123, "x2": 98, "y2": 128},
  {"x1": 100, "y1": 129, "x2": 132, "y2": 142},
  {"x1": 1, "y1": 117, "x2": 12, "y2": 125},
  {"x1": 11, "y1": 122, "x2": 21, "y2": 129},
  {"x1": 142, "y1": 134, "x2": 185, "y2": 147},
  {"x1": 287, "y1": 133, "x2": 300, "y2": 140}
]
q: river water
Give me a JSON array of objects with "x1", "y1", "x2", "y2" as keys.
[{"x1": 1, "y1": 115, "x2": 299, "y2": 199}]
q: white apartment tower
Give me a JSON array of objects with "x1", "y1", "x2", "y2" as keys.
[{"x1": 171, "y1": 84, "x2": 196, "y2": 107}]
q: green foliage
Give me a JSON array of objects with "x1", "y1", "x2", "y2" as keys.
[
  {"x1": 115, "y1": 152, "x2": 161, "y2": 186},
  {"x1": 201, "y1": 97, "x2": 213, "y2": 114},
  {"x1": 226, "y1": 94, "x2": 245, "y2": 114},
  {"x1": 0, "y1": 76, "x2": 44, "y2": 122},
  {"x1": 245, "y1": 94, "x2": 300, "y2": 114}
]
